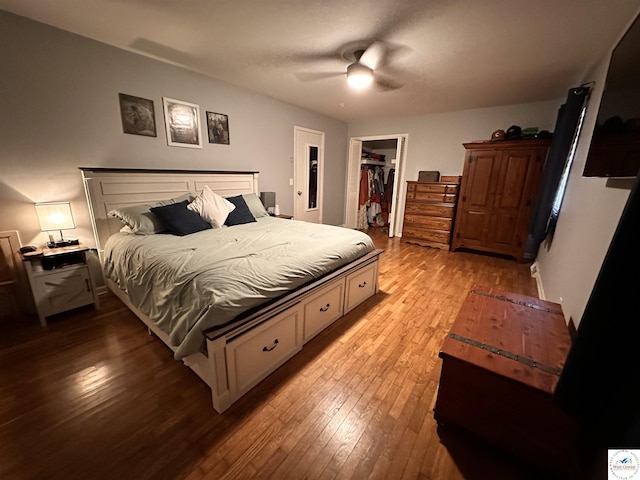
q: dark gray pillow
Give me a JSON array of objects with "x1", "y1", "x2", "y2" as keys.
[
  {"x1": 108, "y1": 193, "x2": 193, "y2": 234},
  {"x1": 242, "y1": 193, "x2": 270, "y2": 218},
  {"x1": 225, "y1": 195, "x2": 257, "y2": 226},
  {"x1": 150, "y1": 200, "x2": 212, "y2": 236}
]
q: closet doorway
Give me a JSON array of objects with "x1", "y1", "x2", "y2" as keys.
[{"x1": 346, "y1": 134, "x2": 407, "y2": 237}]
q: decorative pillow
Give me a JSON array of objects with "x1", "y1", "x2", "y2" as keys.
[
  {"x1": 242, "y1": 193, "x2": 270, "y2": 218},
  {"x1": 150, "y1": 200, "x2": 212, "y2": 236},
  {"x1": 108, "y1": 193, "x2": 193, "y2": 234},
  {"x1": 187, "y1": 185, "x2": 236, "y2": 228},
  {"x1": 225, "y1": 195, "x2": 257, "y2": 226}
]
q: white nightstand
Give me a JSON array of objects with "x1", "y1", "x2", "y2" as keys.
[{"x1": 22, "y1": 245, "x2": 99, "y2": 326}]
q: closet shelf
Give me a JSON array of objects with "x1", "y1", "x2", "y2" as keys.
[{"x1": 361, "y1": 160, "x2": 386, "y2": 166}]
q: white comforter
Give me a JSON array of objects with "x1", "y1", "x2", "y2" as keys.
[{"x1": 103, "y1": 217, "x2": 375, "y2": 359}]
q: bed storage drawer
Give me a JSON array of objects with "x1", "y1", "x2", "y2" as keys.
[
  {"x1": 345, "y1": 262, "x2": 377, "y2": 313},
  {"x1": 303, "y1": 279, "x2": 345, "y2": 342},
  {"x1": 226, "y1": 306, "x2": 302, "y2": 396}
]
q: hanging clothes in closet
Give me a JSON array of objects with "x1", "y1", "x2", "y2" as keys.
[
  {"x1": 383, "y1": 167, "x2": 395, "y2": 217},
  {"x1": 357, "y1": 165, "x2": 386, "y2": 230},
  {"x1": 308, "y1": 160, "x2": 318, "y2": 209}
]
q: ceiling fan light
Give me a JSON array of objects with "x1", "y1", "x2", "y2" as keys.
[{"x1": 347, "y1": 63, "x2": 373, "y2": 89}]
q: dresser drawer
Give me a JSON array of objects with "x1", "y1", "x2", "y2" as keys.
[
  {"x1": 412, "y1": 192, "x2": 457, "y2": 203},
  {"x1": 226, "y1": 307, "x2": 302, "y2": 395},
  {"x1": 404, "y1": 214, "x2": 452, "y2": 231},
  {"x1": 303, "y1": 279, "x2": 345, "y2": 342},
  {"x1": 412, "y1": 183, "x2": 458, "y2": 194},
  {"x1": 345, "y1": 262, "x2": 377, "y2": 312},
  {"x1": 405, "y1": 202, "x2": 455, "y2": 218},
  {"x1": 403, "y1": 227, "x2": 451, "y2": 245}
]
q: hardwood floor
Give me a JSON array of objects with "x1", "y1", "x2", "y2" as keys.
[{"x1": 1, "y1": 229, "x2": 564, "y2": 480}]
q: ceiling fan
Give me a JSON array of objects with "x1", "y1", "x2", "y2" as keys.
[
  {"x1": 345, "y1": 42, "x2": 385, "y2": 89},
  {"x1": 294, "y1": 40, "x2": 405, "y2": 91}
]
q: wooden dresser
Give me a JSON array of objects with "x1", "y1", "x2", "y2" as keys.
[
  {"x1": 402, "y1": 177, "x2": 460, "y2": 250},
  {"x1": 434, "y1": 286, "x2": 576, "y2": 474}
]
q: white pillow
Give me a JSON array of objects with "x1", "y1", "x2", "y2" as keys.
[{"x1": 187, "y1": 185, "x2": 236, "y2": 228}]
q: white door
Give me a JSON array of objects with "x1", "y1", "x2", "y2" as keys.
[
  {"x1": 294, "y1": 127, "x2": 324, "y2": 223},
  {"x1": 388, "y1": 136, "x2": 406, "y2": 237},
  {"x1": 345, "y1": 139, "x2": 363, "y2": 229}
]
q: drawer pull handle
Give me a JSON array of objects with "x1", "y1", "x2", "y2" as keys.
[
  {"x1": 319, "y1": 303, "x2": 331, "y2": 312},
  {"x1": 262, "y1": 339, "x2": 279, "y2": 352},
  {"x1": 358, "y1": 281, "x2": 367, "y2": 288}
]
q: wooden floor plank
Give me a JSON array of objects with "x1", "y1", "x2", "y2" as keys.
[{"x1": 0, "y1": 228, "x2": 562, "y2": 480}]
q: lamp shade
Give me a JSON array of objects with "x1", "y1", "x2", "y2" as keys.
[
  {"x1": 35, "y1": 202, "x2": 75, "y2": 232},
  {"x1": 346, "y1": 63, "x2": 374, "y2": 89}
]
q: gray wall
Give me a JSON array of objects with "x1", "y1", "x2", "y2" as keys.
[
  {"x1": 348, "y1": 100, "x2": 561, "y2": 235},
  {"x1": 534, "y1": 51, "x2": 631, "y2": 328},
  {"x1": 1, "y1": 9, "x2": 635, "y2": 334},
  {"x1": 0, "y1": 11, "x2": 348, "y2": 248},
  {"x1": 348, "y1": 78, "x2": 630, "y2": 330}
]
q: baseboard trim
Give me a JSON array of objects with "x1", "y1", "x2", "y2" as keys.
[{"x1": 530, "y1": 261, "x2": 546, "y2": 300}]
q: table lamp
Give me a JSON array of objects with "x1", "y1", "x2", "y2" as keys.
[{"x1": 34, "y1": 202, "x2": 79, "y2": 248}]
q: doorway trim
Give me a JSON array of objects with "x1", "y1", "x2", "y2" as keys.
[{"x1": 346, "y1": 133, "x2": 408, "y2": 237}]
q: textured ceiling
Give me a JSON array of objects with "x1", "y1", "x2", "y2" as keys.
[{"x1": 1, "y1": 0, "x2": 639, "y2": 122}]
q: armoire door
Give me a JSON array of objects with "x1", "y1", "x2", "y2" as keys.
[
  {"x1": 486, "y1": 148, "x2": 543, "y2": 253},
  {"x1": 453, "y1": 149, "x2": 500, "y2": 250}
]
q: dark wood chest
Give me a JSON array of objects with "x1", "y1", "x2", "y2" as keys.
[{"x1": 434, "y1": 286, "x2": 577, "y2": 473}]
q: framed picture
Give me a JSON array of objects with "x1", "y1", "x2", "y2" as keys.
[
  {"x1": 206, "y1": 111, "x2": 230, "y2": 145},
  {"x1": 162, "y1": 97, "x2": 202, "y2": 148},
  {"x1": 118, "y1": 93, "x2": 156, "y2": 137}
]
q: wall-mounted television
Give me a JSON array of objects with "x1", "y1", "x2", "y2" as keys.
[{"x1": 583, "y1": 14, "x2": 640, "y2": 178}]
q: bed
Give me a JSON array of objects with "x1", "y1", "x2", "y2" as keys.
[{"x1": 80, "y1": 168, "x2": 383, "y2": 413}]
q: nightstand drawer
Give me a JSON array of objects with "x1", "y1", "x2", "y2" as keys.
[
  {"x1": 23, "y1": 245, "x2": 99, "y2": 326},
  {"x1": 33, "y1": 265, "x2": 94, "y2": 317}
]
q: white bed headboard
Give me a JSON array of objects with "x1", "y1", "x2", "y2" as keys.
[{"x1": 79, "y1": 168, "x2": 259, "y2": 257}]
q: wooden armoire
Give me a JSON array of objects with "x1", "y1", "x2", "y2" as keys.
[{"x1": 451, "y1": 139, "x2": 551, "y2": 262}]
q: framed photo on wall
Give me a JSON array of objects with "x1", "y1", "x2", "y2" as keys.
[
  {"x1": 206, "y1": 111, "x2": 230, "y2": 145},
  {"x1": 162, "y1": 97, "x2": 202, "y2": 148},
  {"x1": 119, "y1": 93, "x2": 156, "y2": 137}
]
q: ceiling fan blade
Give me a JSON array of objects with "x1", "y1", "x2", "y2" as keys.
[
  {"x1": 295, "y1": 71, "x2": 344, "y2": 82},
  {"x1": 359, "y1": 41, "x2": 385, "y2": 71},
  {"x1": 374, "y1": 75, "x2": 403, "y2": 92}
]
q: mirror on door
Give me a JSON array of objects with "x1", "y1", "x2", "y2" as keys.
[{"x1": 308, "y1": 145, "x2": 318, "y2": 209}]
